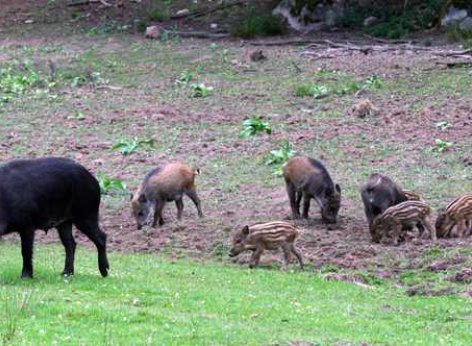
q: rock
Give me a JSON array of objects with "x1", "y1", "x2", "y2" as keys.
[
  {"x1": 145, "y1": 26, "x2": 161, "y2": 39},
  {"x1": 250, "y1": 50, "x2": 267, "y2": 62},
  {"x1": 210, "y1": 23, "x2": 218, "y2": 30},
  {"x1": 176, "y1": 9, "x2": 189, "y2": 16},
  {"x1": 441, "y1": 5, "x2": 468, "y2": 27},
  {"x1": 273, "y1": 0, "x2": 345, "y2": 33},
  {"x1": 459, "y1": 17, "x2": 472, "y2": 31},
  {"x1": 351, "y1": 99, "x2": 378, "y2": 118},
  {"x1": 363, "y1": 16, "x2": 378, "y2": 27}
]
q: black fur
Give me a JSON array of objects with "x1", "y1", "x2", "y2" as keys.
[
  {"x1": 0, "y1": 157, "x2": 109, "y2": 278},
  {"x1": 360, "y1": 173, "x2": 407, "y2": 242}
]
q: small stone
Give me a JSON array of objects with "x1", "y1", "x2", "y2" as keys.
[
  {"x1": 210, "y1": 23, "x2": 218, "y2": 30},
  {"x1": 250, "y1": 50, "x2": 267, "y2": 62},
  {"x1": 145, "y1": 26, "x2": 161, "y2": 39},
  {"x1": 24, "y1": 19, "x2": 34, "y2": 24},
  {"x1": 176, "y1": 9, "x2": 190, "y2": 16},
  {"x1": 363, "y1": 16, "x2": 378, "y2": 27}
]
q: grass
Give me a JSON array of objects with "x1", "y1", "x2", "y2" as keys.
[{"x1": 0, "y1": 243, "x2": 471, "y2": 345}]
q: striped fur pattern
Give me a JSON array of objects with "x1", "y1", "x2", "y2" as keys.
[
  {"x1": 373, "y1": 201, "x2": 436, "y2": 245},
  {"x1": 229, "y1": 221, "x2": 304, "y2": 269},
  {"x1": 436, "y1": 194, "x2": 472, "y2": 238},
  {"x1": 402, "y1": 189, "x2": 423, "y2": 202}
]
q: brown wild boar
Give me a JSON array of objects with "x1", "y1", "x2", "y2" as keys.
[
  {"x1": 373, "y1": 201, "x2": 436, "y2": 245},
  {"x1": 360, "y1": 173, "x2": 407, "y2": 242},
  {"x1": 229, "y1": 221, "x2": 304, "y2": 269},
  {"x1": 131, "y1": 162, "x2": 204, "y2": 229},
  {"x1": 436, "y1": 194, "x2": 472, "y2": 238},
  {"x1": 283, "y1": 156, "x2": 341, "y2": 224}
]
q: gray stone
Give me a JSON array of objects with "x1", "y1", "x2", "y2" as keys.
[
  {"x1": 145, "y1": 26, "x2": 161, "y2": 39},
  {"x1": 363, "y1": 16, "x2": 378, "y2": 27},
  {"x1": 441, "y1": 5, "x2": 468, "y2": 27}
]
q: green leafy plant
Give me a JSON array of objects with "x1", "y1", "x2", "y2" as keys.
[
  {"x1": 432, "y1": 139, "x2": 454, "y2": 152},
  {"x1": 67, "y1": 111, "x2": 86, "y2": 120},
  {"x1": 230, "y1": 15, "x2": 287, "y2": 39},
  {"x1": 436, "y1": 121, "x2": 452, "y2": 131},
  {"x1": 175, "y1": 71, "x2": 194, "y2": 87},
  {"x1": 0, "y1": 60, "x2": 46, "y2": 105},
  {"x1": 295, "y1": 84, "x2": 331, "y2": 98},
  {"x1": 364, "y1": 74, "x2": 382, "y2": 89},
  {"x1": 265, "y1": 140, "x2": 297, "y2": 176},
  {"x1": 239, "y1": 118, "x2": 272, "y2": 138},
  {"x1": 111, "y1": 138, "x2": 156, "y2": 156},
  {"x1": 98, "y1": 173, "x2": 127, "y2": 196},
  {"x1": 190, "y1": 83, "x2": 213, "y2": 98}
]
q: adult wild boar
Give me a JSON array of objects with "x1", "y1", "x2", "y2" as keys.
[
  {"x1": 131, "y1": 162, "x2": 204, "y2": 229},
  {"x1": 0, "y1": 157, "x2": 109, "y2": 278},
  {"x1": 360, "y1": 173, "x2": 407, "y2": 242},
  {"x1": 283, "y1": 155, "x2": 341, "y2": 224}
]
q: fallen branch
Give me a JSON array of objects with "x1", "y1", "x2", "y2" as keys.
[
  {"x1": 171, "y1": 0, "x2": 246, "y2": 20},
  {"x1": 436, "y1": 61, "x2": 472, "y2": 68},
  {"x1": 68, "y1": 0, "x2": 111, "y2": 6},
  {"x1": 174, "y1": 31, "x2": 230, "y2": 39}
]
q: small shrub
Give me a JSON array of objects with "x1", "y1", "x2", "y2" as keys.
[
  {"x1": 436, "y1": 121, "x2": 452, "y2": 131},
  {"x1": 295, "y1": 84, "x2": 331, "y2": 98},
  {"x1": 111, "y1": 138, "x2": 156, "y2": 156},
  {"x1": 98, "y1": 174, "x2": 127, "y2": 196},
  {"x1": 239, "y1": 118, "x2": 272, "y2": 138},
  {"x1": 175, "y1": 71, "x2": 194, "y2": 87},
  {"x1": 265, "y1": 140, "x2": 297, "y2": 176},
  {"x1": 230, "y1": 15, "x2": 287, "y2": 39},
  {"x1": 432, "y1": 139, "x2": 454, "y2": 152},
  {"x1": 147, "y1": 8, "x2": 169, "y2": 22},
  {"x1": 190, "y1": 83, "x2": 213, "y2": 98}
]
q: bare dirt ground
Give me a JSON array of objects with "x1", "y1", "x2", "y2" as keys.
[{"x1": 1, "y1": 0, "x2": 472, "y2": 295}]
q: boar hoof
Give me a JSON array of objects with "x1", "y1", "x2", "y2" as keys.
[
  {"x1": 62, "y1": 270, "x2": 74, "y2": 277},
  {"x1": 21, "y1": 272, "x2": 33, "y2": 279}
]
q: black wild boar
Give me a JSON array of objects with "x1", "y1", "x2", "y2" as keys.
[
  {"x1": 0, "y1": 157, "x2": 109, "y2": 278},
  {"x1": 131, "y1": 162, "x2": 204, "y2": 229},
  {"x1": 360, "y1": 173, "x2": 407, "y2": 242},
  {"x1": 283, "y1": 156, "x2": 341, "y2": 224},
  {"x1": 228, "y1": 221, "x2": 304, "y2": 269}
]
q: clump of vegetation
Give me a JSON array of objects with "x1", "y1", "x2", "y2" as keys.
[
  {"x1": 339, "y1": 0, "x2": 444, "y2": 39},
  {"x1": 111, "y1": 138, "x2": 156, "y2": 156},
  {"x1": 295, "y1": 75, "x2": 382, "y2": 98},
  {"x1": 265, "y1": 140, "x2": 297, "y2": 176},
  {"x1": 98, "y1": 173, "x2": 127, "y2": 196},
  {"x1": 436, "y1": 121, "x2": 452, "y2": 131},
  {"x1": 0, "y1": 60, "x2": 50, "y2": 105},
  {"x1": 174, "y1": 71, "x2": 194, "y2": 87},
  {"x1": 147, "y1": 8, "x2": 169, "y2": 22},
  {"x1": 230, "y1": 15, "x2": 287, "y2": 39},
  {"x1": 190, "y1": 83, "x2": 213, "y2": 98},
  {"x1": 432, "y1": 139, "x2": 454, "y2": 152},
  {"x1": 239, "y1": 118, "x2": 272, "y2": 138},
  {"x1": 446, "y1": 26, "x2": 472, "y2": 48}
]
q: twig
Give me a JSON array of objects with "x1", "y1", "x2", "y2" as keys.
[
  {"x1": 174, "y1": 31, "x2": 230, "y2": 39},
  {"x1": 170, "y1": 0, "x2": 246, "y2": 20},
  {"x1": 291, "y1": 61, "x2": 302, "y2": 73}
]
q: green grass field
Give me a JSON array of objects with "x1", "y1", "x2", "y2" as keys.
[{"x1": 0, "y1": 243, "x2": 471, "y2": 346}]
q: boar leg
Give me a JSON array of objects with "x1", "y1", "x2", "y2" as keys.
[
  {"x1": 416, "y1": 222, "x2": 425, "y2": 238},
  {"x1": 281, "y1": 243, "x2": 292, "y2": 269},
  {"x1": 302, "y1": 193, "x2": 311, "y2": 219},
  {"x1": 57, "y1": 221, "x2": 76, "y2": 276},
  {"x1": 175, "y1": 199, "x2": 184, "y2": 220},
  {"x1": 423, "y1": 217, "x2": 437, "y2": 241},
  {"x1": 74, "y1": 219, "x2": 109, "y2": 277},
  {"x1": 20, "y1": 230, "x2": 35, "y2": 278},
  {"x1": 290, "y1": 244, "x2": 304, "y2": 270},
  {"x1": 186, "y1": 189, "x2": 204, "y2": 218},
  {"x1": 249, "y1": 249, "x2": 263, "y2": 268},
  {"x1": 153, "y1": 200, "x2": 165, "y2": 226},
  {"x1": 286, "y1": 183, "x2": 301, "y2": 220},
  {"x1": 457, "y1": 219, "x2": 469, "y2": 238}
]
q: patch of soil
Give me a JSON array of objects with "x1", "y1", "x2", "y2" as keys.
[{"x1": 406, "y1": 284, "x2": 456, "y2": 297}]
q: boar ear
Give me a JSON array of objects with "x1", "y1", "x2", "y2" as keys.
[
  {"x1": 242, "y1": 225, "x2": 250, "y2": 235},
  {"x1": 138, "y1": 194, "x2": 147, "y2": 203},
  {"x1": 335, "y1": 184, "x2": 341, "y2": 194}
]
